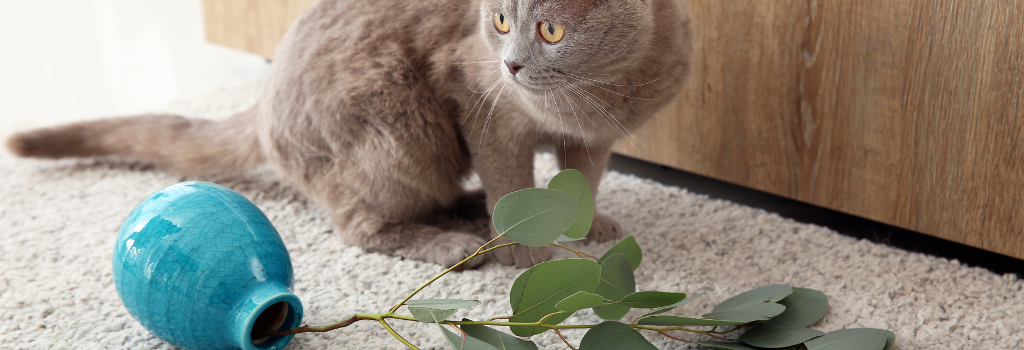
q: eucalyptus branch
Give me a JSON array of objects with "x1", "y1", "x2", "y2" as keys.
[
  {"x1": 555, "y1": 329, "x2": 578, "y2": 350},
  {"x1": 255, "y1": 313, "x2": 374, "y2": 337},
  {"x1": 655, "y1": 330, "x2": 694, "y2": 344},
  {"x1": 379, "y1": 319, "x2": 420, "y2": 350},
  {"x1": 389, "y1": 243, "x2": 518, "y2": 313},
  {"x1": 551, "y1": 243, "x2": 599, "y2": 260},
  {"x1": 254, "y1": 170, "x2": 894, "y2": 350}
]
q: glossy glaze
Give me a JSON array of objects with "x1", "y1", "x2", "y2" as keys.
[{"x1": 113, "y1": 181, "x2": 302, "y2": 350}]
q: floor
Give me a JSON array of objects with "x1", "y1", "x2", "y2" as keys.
[
  {"x1": 4, "y1": 0, "x2": 1021, "y2": 278},
  {"x1": 0, "y1": 0, "x2": 271, "y2": 142}
]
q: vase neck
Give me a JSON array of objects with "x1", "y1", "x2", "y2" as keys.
[{"x1": 233, "y1": 284, "x2": 303, "y2": 350}]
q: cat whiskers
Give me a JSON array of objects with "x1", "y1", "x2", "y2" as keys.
[
  {"x1": 478, "y1": 80, "x2": 509, "y2": 151},
  {"x1": 545, "y1": 89, "x2": 568, "y2": 168},
  {"x1": 453, "y1": 60, "x2": 503, "y2": 66},
  {"x1": 554, "y1": 86, "x2": 596, "y2": 169},
  {"x1": 466, "y1": 68, "x2": 502, "y2": 94},
  {"x1": 558, "y1": 82, "x2": 649, "y2": 154},
  {"x1": 560, "y1": 71, "x2": 665, "y2": 88},
  {"x1": 554, "y1": 70, "x2": 660, "y2": 101},
  {"x1": 462, "y1": 71, "x2": 503, "y2": 128}
]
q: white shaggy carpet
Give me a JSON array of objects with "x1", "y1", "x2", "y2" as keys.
[{"x1": 2, "y1": 82, "x2": 1022, "y2": 350}]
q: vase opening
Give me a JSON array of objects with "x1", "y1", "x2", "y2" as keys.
[{"x1": 250, "y1": 301, "x2": 294, "y2": 348}]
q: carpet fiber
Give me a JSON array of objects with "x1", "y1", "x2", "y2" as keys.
[{"x1": 1, "y1": 82, "x2": 1021, "y2": 350}]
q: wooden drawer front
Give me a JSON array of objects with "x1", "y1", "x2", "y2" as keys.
[{"x1": 613, "y1": 1, "x2": 1024, "y2": 258}]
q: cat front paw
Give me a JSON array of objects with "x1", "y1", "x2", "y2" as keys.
[
  {"x1": 492, "y1": 237, "x2": 553, "y2": 268},
  {"x1": 415, "y1": 232, "x2": 489, "y2": 269},
  {"x1": 587, "y1": 214, "x2": 623, "y2": 243}
]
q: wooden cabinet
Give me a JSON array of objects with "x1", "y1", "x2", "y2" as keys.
[{"x1": 203, "y1": 0, "x2": 1024, "y2": 259}]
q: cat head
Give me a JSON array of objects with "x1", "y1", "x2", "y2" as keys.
[{"x1": 480, "y1": 0, "x2": 657, "y2": 92}]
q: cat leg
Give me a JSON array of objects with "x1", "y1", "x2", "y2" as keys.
[
  {"x1": 556, "y1": 143, "x2": 623, "y2": 243},
  {"x1": 467, "y1": 131, "x2": 553, "y2": 267},
  {"x1": 328, "y1": 200, "x2": 490, "y2": 268}
]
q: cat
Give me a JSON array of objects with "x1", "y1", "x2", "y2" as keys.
[{"x1": 6, "y1": 0, "x2": 692, "y2": 268}]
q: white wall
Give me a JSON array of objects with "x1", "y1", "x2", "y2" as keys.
[{"x1": 0, "y1": 0, "x2": 272, "y2": 142}]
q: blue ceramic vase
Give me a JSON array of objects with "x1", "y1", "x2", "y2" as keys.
[{"x1": 113, "y1": 182, "x2": 303, "y2": 350}]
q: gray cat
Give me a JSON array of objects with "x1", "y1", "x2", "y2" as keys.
[{"x1": 7, "y1": 0, "x2": 692, "y2": 268}]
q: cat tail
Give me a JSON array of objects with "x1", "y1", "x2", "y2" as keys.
[{"x1": 5, "y1": 107, "x2": 263, "y2": 176}]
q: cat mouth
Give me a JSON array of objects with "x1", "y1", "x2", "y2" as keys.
[{"x1": 509, "y1": 76, "x2": 562, "y2": 93}]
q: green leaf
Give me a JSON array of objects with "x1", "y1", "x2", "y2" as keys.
[
  {"x1": 555, "y1": 235, "x2": 586, "y2": 242},
  {"x1": 547, "y1": 169, "x2": 594, "y2": 239},
  {"x1": 702, "y1": 284, "x2": 791, "y2": 323},
  {"x1": 460, "y1": 320, "x2": 539, "y2": 350},
  {"x1": 878, "y1": 329, "x2": 896, "y2": 350},
  {"x1": 579, "y1": 321, "x2": 658, "y2": 350},
  {"x1": 693, "y1": 341, "x2": 762, "y2": 350},
  {"x1": 509, "y1": 259, "x2": 601, "y2": 337},
  {"x1": 597, "y1": 235, "x2": 642, "y2": 271},
  {"x1": 762, "y1": 288, "x2": 828, "y2": 328},
  {"x1": 492, "y1": 188, "x2": 578, "y2": 247},
  {"x1": 636, "y1": 292, "x2": 704, "y2": 319},
  {"x1": 407, "y1": 299, "x2": 481, "y2": 323},
  {"x1": 637, "y1": 315, "x2": 746, "y2": 327},
  {"x1": 439, "y1": 323, "x2": 500, "y2": 350},
  {"x1": 739, "y1": 325, "x2": 825, "y2": 348},
  {"x1": 591, "y1": 254, "x2": 636, "y2": 320},
  {"x1": 703, "y1": 302, "x2": 787, "y2": 323},
  {"x1": 618, "y1": 291, "x2": 687, "y2": 308},
  {"x1": 803, "y1": 329, "x2": 890, "y2": 350},
  {"x1": 410, "y1": 308, "x2": 459, "y2": 323},
  {"x1": 556, "y1": 291, "x2": 607, "y2": 312},
  {"x1": 712, "y1": 285, "x2": 793, "y2": 313}
]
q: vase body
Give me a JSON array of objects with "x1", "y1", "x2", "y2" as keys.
[{"x1": 113, "y1": 181, "x2": 303, "y2": 350}]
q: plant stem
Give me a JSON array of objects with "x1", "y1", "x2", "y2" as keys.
[
  {"x1": 473, "y1": 233, "x2": 507, "y2": 255},
  {"x1": 550, "y1": 243, "x2": 599, "y2": 260},
  {"x1": 379, "y1": 319, "x2": 420, "y2": 350},
  {"x1": 555, "y1": 329, "x2": 578, "y2": 350},
  {"x1": 656, "y1": 330, "x2": 694, "y2": 343},
  {"x1": 254, "y1": 313, "x2": 379, "y2": 337},
  {"x1": 388, "y1": 243, "x2": 518, "y2": 313}
]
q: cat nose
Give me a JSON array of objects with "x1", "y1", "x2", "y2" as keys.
[{"x1": 505, "y1": 60, "x2": 523, "y2": 75}]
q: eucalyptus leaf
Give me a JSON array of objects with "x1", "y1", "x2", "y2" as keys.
[
  {"x1": 547, "y1": 169, "x2": 594, "y2": 239},
  {"x1": 509, "y1": 259, "x2": 601, "y2": 336},
  {"x1": 578, "y1": 321, "x2": 658, "y2": 350},
  {"x1": 591, "y1": 254, "x2": 635, "y2": 320},
  {"x1": 703, "y1": 302, "x2": 787, "y2": 323},
  {"x1": 803, "y1": 329, "x2": 890, "y2": 350},
  {"x1": 492, "y1": 188, "x2": 578, "y2": 246},
  {"x1": 407, "y1": 299, "x2": 481, "y2": 323},
  {"x1": 693, "y1": 341, "x2": 762, "y2": 350},
  {"x1": 407, "y1": 299, "x2": 481, "y2": 309},
  {"x1": 460, "y1": 320, "x2": 539, "y2": 350},
  {"x1": 739, "y1": 325, "x2": 825, "y2": 348},
  {"x1": 439, "y1": 323, "x2": 500, "y2": 350},
  {"x1": 410, "y1": 308, "x2": 459, "y2": 323},
  {"x1": 555, "y1": 235, "x2": 587, "y2": 243},
  {"x1": 878, "y1": 329, "x2": 896, "y2": 350},
  {"x1": 618, "y1": 291, "x2": 687, "y2": 308},
  {"x1": 712, "y1": 284, "x2": 793, "y2": 313},
  {"x1": 597, "y1": 235, "x2": 642, "y2": 271},
  {"x1": 762, "y1": 288, "x2": 828, "y2": 328},
  {"x1": 636, "y1": 292, "x2": 705, "y2": 319},
  {"x1": 556, "y1": 291, "x2": 607, "y2": 312},
  {"x1": 637, "y1": 315, "x2": 746, "y2": 327}
]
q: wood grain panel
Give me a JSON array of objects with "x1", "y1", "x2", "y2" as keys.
[
  {"x1": 202, "y1": 0, "x2": 320, "y2": 58},
  {"x1": 615, "y1": 0, "x2": 1024, "y2": 259}
]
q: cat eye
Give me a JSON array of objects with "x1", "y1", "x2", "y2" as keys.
[
  {"x1": 493, "y1": 13, "x2": 510, "y2": 33},
  {"x1": 538, "y1": 22, "x2": 565, "y2": 43}
]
